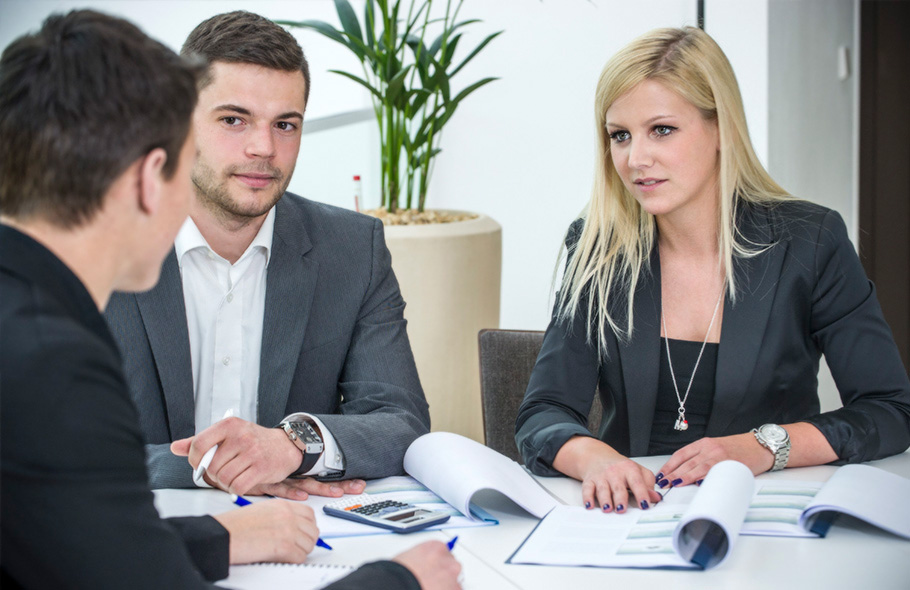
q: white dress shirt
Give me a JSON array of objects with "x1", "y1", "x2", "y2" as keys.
[{"x1": 175, "y1": 209, "x2": 342, "y2": 482}]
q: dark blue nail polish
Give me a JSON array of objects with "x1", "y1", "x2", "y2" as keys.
[
  {"x1": 640, "y1": 500, "x2": 649, "y2": 510},
  {"x1": 616, "y1": 504, "x2": 624, "y2": 512},
  {"x1": 671, "y1": 478, "x2": 683, "y2": 487},
  {"x1": 655, "y1": 472, "x2": 664, "y2": 482},
  {"x1": 658, "y1": 479, "x2": 669, "y2": 488},
  {"x1": 696, "y1": 479, "x2": 704, "y2": 486},
  {"x1": 585, "y1": 501, "x2": 591, "y2": 509},
  {"x1": 602, "y1": 503, "x2": 610, "y2": 511}
]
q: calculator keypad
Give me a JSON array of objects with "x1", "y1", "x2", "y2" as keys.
[{"x1": 347, "y1": 500, "x2": 410, "y2": 515}]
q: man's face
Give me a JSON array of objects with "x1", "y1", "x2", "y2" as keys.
[{"x1": 191, "y1": 62, "x2": 306, "y2": 223}]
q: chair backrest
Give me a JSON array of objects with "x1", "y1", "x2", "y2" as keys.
[{"x1": 478, "y1": 329, "x2": 602, "y2": 463}]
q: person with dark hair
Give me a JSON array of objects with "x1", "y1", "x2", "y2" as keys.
[
  {"x1": 0, "y1": 10, "x2": 459, "y2": 590},
  {"x1": 104, "y1": 10, "x2": 431, "y2": 500}
]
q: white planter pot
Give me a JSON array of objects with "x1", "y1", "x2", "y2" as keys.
[{"x1": 383, "y1": 212, "x2": 502, "y2": 442}]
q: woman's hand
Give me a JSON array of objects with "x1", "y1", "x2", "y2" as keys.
[
  {"x1": 580, "y1": 455, "x2": 663, "y2": 513},
  {"x1": 554, "y1": 436, "x2": 661, "y2": 513},
  {"x1": 656, "y1": 433, "x2": 773, "y2": 487}
]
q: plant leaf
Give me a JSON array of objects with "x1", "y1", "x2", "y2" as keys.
[
  {"x1": 410, "y1": 88, "x2": 432, "y2": 112},
  {"x1": 386, "y1": 65, "x2": 413, "y2": 106},
  {"x1": 328, "y1": 69, "x2": 383, "y2": 100},
  {"x1": 440, "y1": 33, "x2": 463, "y2": 70},
  {"x1": 334, "y1": 0, "x2": 363, "y2": 44},
  {"x1": 450, "y1": 76, "x2": 498, "y2": 105},
  {"x1": 451, "y1": 31, "x2": 503, "y2": 77},
  {"x1": 278, "y1": 19, "x2": 347, "y2": 46},
  {"x1": 364, "y1": 0, "x2": 376, "y2": 47},
  {"x1": 405, "y1": 35, "x2": 431, "y2": 85}
]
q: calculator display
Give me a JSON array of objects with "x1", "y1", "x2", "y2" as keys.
[{"x1": 386, "y1": 510, "x2": 419, "y2": 521}]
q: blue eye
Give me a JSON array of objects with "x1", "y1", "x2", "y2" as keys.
[{"x1": 609, "y1": 130, "x2": 630, "y2": 143}]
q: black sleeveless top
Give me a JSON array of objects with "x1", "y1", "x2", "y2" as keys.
[{"x1": 648, "y1": 338, "x2": 718, "y2": 455}]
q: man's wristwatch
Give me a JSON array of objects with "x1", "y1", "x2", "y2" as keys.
[
  {"x1": 278, "y1": 419, "x2": 324, "y2": 476},
  {"x1": 752, "y1": 423, "x2": 791, "y2": 472}
]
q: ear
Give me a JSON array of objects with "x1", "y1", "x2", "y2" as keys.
[{"x1": 137, "y1": 148, "x2": 169, "y2": 215}]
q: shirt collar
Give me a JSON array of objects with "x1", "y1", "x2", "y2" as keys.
[{"x1": 174, "y1": 206, "x2": 277, "y2": 268}]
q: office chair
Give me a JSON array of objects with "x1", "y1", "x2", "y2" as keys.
[{"x1": 478, "y1": 329, "x2": 602, "y2": 463}]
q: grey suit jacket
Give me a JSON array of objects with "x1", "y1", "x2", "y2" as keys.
[
  {"x1": 516, "y1": 201, "x2": 910, "y2": 474},
  {"x1": 105, "y1": 193, "x2": 430, "y2": 488}
]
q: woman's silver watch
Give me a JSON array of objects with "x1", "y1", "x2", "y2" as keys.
[{"x1": 752, "y1": 423, "x2": 791, "y2": 471}]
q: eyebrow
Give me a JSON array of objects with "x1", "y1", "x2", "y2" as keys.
[
  {"x1": 213, "y1": 104, "x2": 304, "y2": 121},
  {"x1": 606, "y1": 114, "x2": 677, "y2": 129}
]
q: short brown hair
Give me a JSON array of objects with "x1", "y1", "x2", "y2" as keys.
[
  {"x1": 0, "y1": 10, "x2": 202, "y2": 228},
  {"x1": 182, "y1": 11, "x2": 310, "y2": 105}
]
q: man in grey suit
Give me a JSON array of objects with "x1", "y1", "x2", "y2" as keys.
[{"x1": 105, "y1": 10, "x2": 430, "y2": 498}]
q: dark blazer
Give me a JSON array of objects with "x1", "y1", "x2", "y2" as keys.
[
  {"x1": 0, "y1": 226, "x2": 420, "y2": 590},
  {"x1": 105, "y1": 193, "x2": 430, "y2": 488},
  {"x1": 516, "y1": 201, "x2": 910, "y2": 475},
  {"x1": 0, "y1": 226, "x2": 227, "y2": 587}
]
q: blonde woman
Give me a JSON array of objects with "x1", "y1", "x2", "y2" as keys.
[{"x1": 515, "y1": 27, "x2": 910, "y2": 515}]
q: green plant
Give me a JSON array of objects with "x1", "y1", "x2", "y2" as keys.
[{"x1": 279, "y1": 0, "x2": 501, "y2": 213}]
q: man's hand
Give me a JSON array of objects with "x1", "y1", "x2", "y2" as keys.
[
  {"x1": 393, "y1": 541, "x2": 462, "y2": 590},
  {"x1": 171, "y1": 417, "x2": 302, "y2": 495},
  {"x1": 213, "y1": 500, "x2": 319, "y2": 564},
  {"x1": 248, "y1": 477, "x2": 366, "y2": 500}
]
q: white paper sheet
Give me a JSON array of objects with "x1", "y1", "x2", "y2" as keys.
[
  {"x1": 741, "y1": 481, "x2": 822, "y2": 537},
  {"x1": 510, "y1": 460, "x2": 755, "y2": 570},
  {"x1": 800, "y1": 463, "x2": 910, "y2": 539},
  {"x1": 672, "y1": 460, "x2": 753, "y2": 569},
  {"x1": 404, "y1": 432, "x2": 559, "y2": 520}
]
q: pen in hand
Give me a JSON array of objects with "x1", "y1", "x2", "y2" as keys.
[
  {"x1": 231, "y1": 494, "x2": 333, "y2": 551},
  {"x1": 192, "y1": 409, "x2": 234, "y2": 485}
]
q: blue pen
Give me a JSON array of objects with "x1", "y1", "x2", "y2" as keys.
[
  {"x1": 316, "y1": 538, "x2": 333, "y2": 551},
  {"x1": 232, "y1": 494, "x2": 333, "y2": 550},
  {"x1": 447, "y1": 536, "x2": 458, "y2": 551}
]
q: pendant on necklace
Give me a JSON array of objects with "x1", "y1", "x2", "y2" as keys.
[{"x1": 674, "y1": 407, "x2": 689, "y2": 431}]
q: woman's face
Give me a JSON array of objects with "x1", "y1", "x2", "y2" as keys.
[{"x1": 606, "y1": 79, "x2": 720, "y2": 222}]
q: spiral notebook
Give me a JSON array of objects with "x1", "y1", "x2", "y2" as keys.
[{"x1": 217, "y1": 562, "x2": 354, "y2": 590}]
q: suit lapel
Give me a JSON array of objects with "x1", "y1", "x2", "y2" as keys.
[
  {"x1": 708, "y1": 205, "x2": 789, "y2": 436},
  {"x1": 621, "y1": 248, "x2": 662, "y2": 456},
  {"x1": 257, "y1": 196, "x2": 318, "y2": 427},
  {"x1": 135, "y1": 251, "x2": 196, "y2": 439}
]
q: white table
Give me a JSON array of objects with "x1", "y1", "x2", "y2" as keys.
[{"x1": 154, "y1": 450, "x2": 910, "y2": 590}]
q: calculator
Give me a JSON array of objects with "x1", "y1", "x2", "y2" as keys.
[{"x1": 323, "y1": 495, "x2": 451, "y2": 533}]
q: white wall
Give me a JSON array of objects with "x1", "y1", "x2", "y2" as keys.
[
  {"x1": 768, "y1": 0, "x2": 857, "y2": 241},
  {"x1": 0, "y1": 0, "x2": 775, "y2": 331},
  {"x1": 766, "y1": 0, "x2": 858, "y2": 412}
]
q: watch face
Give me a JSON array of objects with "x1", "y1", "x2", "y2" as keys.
[
  {"x1": 293, "y1": 423, "x2": 320, "y2": 444},
  {"x1": 760, "y1": 424, "x2": 788, "y2": 443}
]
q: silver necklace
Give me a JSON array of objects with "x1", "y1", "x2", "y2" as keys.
[{"x1": 661, "y1": 288, "x2": 724, "y2": 432}]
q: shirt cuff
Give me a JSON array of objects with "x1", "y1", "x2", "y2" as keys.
[{"x1": 282, "y1": 412, "x2": 345, "y2": 477}]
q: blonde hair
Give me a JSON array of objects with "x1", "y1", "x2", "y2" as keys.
[{"x1": 557, "y1": 26, "x2": 790, "y2": 356}]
